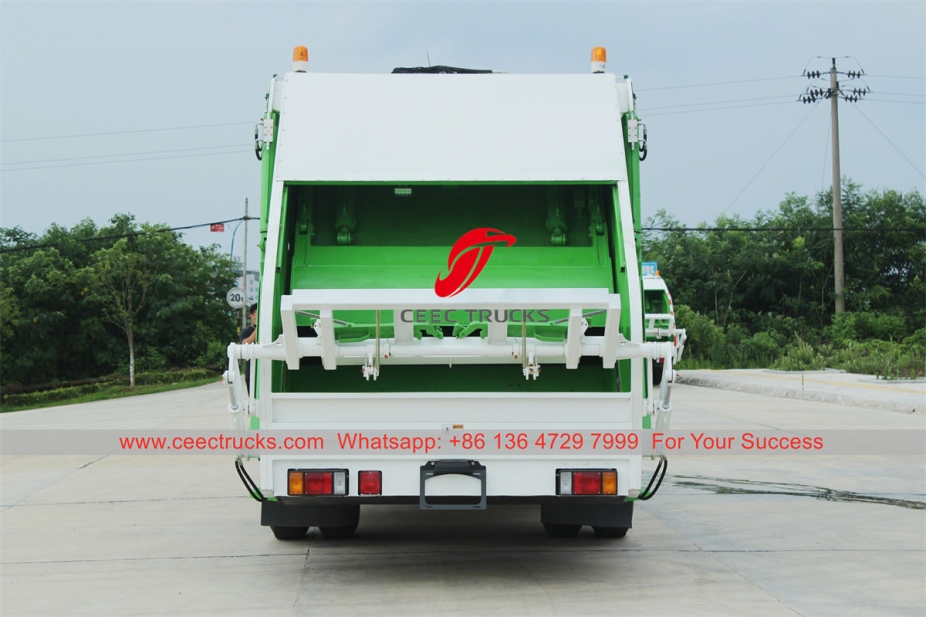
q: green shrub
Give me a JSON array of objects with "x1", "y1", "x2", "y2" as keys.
[
  {"x1": 1, "y1": 368, "x2": 220, "y2": 409},
  {"x1": 827, "y1": 311, "x2": 908, "y2": 345},
  {"x1": 133, "y1": 368, "x2": 217, "y2": 386},
  {"x1": 740, "y1": 331, "x2": 782, "y2": 367},
  {"x1": 771, "y1": 339, "x2": 827, "y2": 371},
  {"x1": 829, "y1": 335, "x2": 925, "y2": 379},
  {"x1": 3, "y1": 383, "x2": 108, "y2": 407},
  {"x1": 193, "y1": 340, "x2": 230, "y2": 369},
  {"x1": 676, "y1": 304, "x2": 729, "y2": 367}
]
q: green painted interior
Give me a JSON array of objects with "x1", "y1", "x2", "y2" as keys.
[{"x1": 263, "y1": 181, "x2": 634, "y2": 394}]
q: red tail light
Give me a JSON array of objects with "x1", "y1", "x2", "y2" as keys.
[
  {"x1": 557, "y1": 469, "x2": 618, "y2": 496},
  {"x1": 572, "y1": 472, "x2": 602, "y2": 495},
  {"x1": 359, "y1": 470, "x2": 382, "y2": 495},
  {"x1": 304, "y1": 472, "x2": 333, "y2": 495},
  {"x1": 287, "y1": 469, "x2": 348, "y2": 495}
]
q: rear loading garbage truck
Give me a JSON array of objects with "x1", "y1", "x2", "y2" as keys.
[
  {"x1": 642, "y1": 262, "x2": 686, "y2": 384},
  {"x1": 225, "y1": 46, "x2": 679, "y2": 540}
]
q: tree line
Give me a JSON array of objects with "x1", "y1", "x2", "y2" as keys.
[
  {"x1": 2, "y1": 182, "x2": 922, "y2": 388},
  {"x1": 1, "y1": 214, "x2": 239, "y2": 387},
  {"x1": 644, "y1": 180, "x2": 925, "y2": 377}
]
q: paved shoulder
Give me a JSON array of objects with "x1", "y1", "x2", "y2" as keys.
[{"x1": 677, "y1": 369, "x2": 924, "y2": 414}]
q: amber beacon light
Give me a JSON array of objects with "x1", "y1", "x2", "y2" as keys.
[
  {"x1": 293, "y1": 46, "x2": 309, "y2": 72},
  {"x1": 591, "y1": 46, "x2": 607, "y2": 73}
]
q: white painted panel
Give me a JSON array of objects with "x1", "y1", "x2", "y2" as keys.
[
  {"x1": 270, "y1": 392, "x2": 632, "y2": 425},
  {"x1": 274, "y1": 73, "x2": 627, "y2": 183}
]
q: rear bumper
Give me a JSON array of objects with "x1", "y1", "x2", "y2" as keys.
[{"x1": 261, "y1": 497, "x2": 634, "y2": 529}]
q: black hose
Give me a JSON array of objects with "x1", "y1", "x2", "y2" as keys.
[
  {"x1": 235, "y1": 457, "x2": 265, "y2": 502},
  {"x1": 637, "y1": 456, "x2": 667, "y2": 500}
]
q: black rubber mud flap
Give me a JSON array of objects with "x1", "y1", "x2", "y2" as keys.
[
  {"x1": 420, "y1": 460, "x2": 487, "y2": 510},
  {"x1": 261, "y1": 501, "x2": 360, "y2": 528},
  {"x1": 541, "y1": 500, "x2": 633, "y2": 528}
]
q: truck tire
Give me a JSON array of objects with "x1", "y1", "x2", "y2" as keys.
[
  {"x1": 543, "y1": 523, "x2": 582, "y2": 538},
  {"x1": 271, "y1": 526, "x2": 308, "y2": 540},
  {"x1": 592, "y1": 526, "x2": 628, "y2": 539},
  {"x1": 319, "y1": 524, "x2": 359, "y2": 540}
]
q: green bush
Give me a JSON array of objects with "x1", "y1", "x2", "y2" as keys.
[
  {"x1": 133, "y1": 368, "x2": 217, "y2": 386},
  {"x1": 772, "y1": 339, "x2": 827, "y2": 371},
  {"x1": 828, "y1": 333, "x2": 925, "y2": 379},
  {"x1": 901, "y1": 327, "x2": 926, "y2": 355},
  {"x1": 676, "y1": 304, "x2": 729, "y2": 367},
  {"x1": 2, "y1": 383, "x2": 108, "y2": 407},
  {"x1": 828, "y1": 311, "x2": 908, "y2": 345},
  {"x1": 135, "y1": 348, "x2": 168, "y2": 372},
  {"x1": 1, "y1": 368, "x2": 220, "y2": 408},
  {"x1": 740, "y1": 331, "x2": 782, "y2": 367},
  {"x1": 193, "y1": 340, "x2": 230, "y2": 369},
  {"x1": 675, "y1": 304, "x2": 922, "y2": 377}
]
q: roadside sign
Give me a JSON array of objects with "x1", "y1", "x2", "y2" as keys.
[{"x1": 226, "y1": 287, "x2": 246, "y2": 309}]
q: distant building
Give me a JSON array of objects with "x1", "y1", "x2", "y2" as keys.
[
  {"x1": 245, "y1": 270, "x2": 260, "y2": 303},
  {"x1": 232, "y1": 261, "x2": 260, "y2": 304}
]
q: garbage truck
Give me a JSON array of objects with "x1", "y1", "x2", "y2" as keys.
[
  {"x1": 642, "y1": 262, "x2": 687, "y2": 384},
  {"x1": 225, "y1": 46, "x2": 679, "y2": 540}
]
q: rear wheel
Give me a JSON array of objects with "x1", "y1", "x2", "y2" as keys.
[
  {"x1": 543, "y1": 523, "x2": 582, "y2": 538},
  {"x1": 319, "y1": 523, "x2": 358, "y2": 540},
  {"x1": 592, "y1": 526, "x2": 628, "y2": 539},
  {"x1": 271, "y1": 526, "x2": 308, "y2": 540}
]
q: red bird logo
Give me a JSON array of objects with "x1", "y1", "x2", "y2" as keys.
[{"x1": 435, "y1": 228, "x2": 517, "y2": 298}]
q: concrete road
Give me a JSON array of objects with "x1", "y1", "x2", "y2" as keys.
[{"x1": 1, "y1": 383, "x2": 924, "y2": 616}]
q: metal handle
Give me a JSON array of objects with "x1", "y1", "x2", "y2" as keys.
[{"x1": 419, "y1": 460, "x2": 487, "y2": 510}]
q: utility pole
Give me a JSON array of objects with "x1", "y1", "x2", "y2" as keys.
[
  {"x1": 800, "y1": 58, "x2": 869, "y2": 314},
  {"x1": 242, "y1": 198, "x2": 248, "y2": 330},
  {"x1": 829, "y1": 60, "x2": 846, "y2": 314}
]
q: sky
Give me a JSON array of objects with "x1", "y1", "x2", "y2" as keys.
[{"x1": 2, "y1": 1, "x2": 923, "y2": 272}]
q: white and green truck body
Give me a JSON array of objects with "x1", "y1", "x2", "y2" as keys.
[{"x1": 225, "y1": 49, "x2": 679, "y2": 540}]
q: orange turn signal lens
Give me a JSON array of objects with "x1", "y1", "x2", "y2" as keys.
[
  {"x1": 288, "y1": 470, "x2": 304, "y2": 495},
  {"x1": 602, "y1": 470, "x2": 617, "y2": 495}
]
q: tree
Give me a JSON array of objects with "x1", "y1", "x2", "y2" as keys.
[
  {"x1": 1, "y1": 215, "x2": 238, "y2": 387},
  {"x1": 643, "y1": 181, "x2": 925, "y2": 342},
  {"x1": 89, "y1": 238, "x2": 164, "y2": 386}
]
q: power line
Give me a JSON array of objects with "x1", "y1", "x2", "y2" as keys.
[
  {"x1": 0, "y1": 217, "x2": 256, "y2": 255},
  {"x1": 642, "y1": 226, "x2": 926, "y2": 233},
  {"x1": 0, "y1": 122, "x2": 253, "y2": 143},
  {"x1": 850, "y1": 104, "x2": 926, "y2": 179},
  {"x1": 874, "y1": 92, "x2": 926, "y2": 97},
  {"x1": 865, "y1": 74, "x2": 926, "y2": 80},
  {"x1": 639, "y1": 94, "x2": 796, "y2": 112},
  {"x1": 639, "y1": 75, "x2": 801, "y2": 92},
  {"x1": 721, "y1": 101, "x2": 821, "y2": 215},
  {"x1": 6, "y1": 218, "x2": 920, "y2": 254},
  {"x1": 864, "y1": 99, "x2": 926, "y2": 105},
  {"x1": 0, "y1": 148, "x2": 252, "y2": 172},
  {"x1": 2, "y1": 144, "x2": 251, "y2": 166},
  {"x1": 0, "y1": 77, "x2": 816, "y2": 144},
  {"x1": 644, "y1": 100, "x2": 794, "y2": 117}
]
